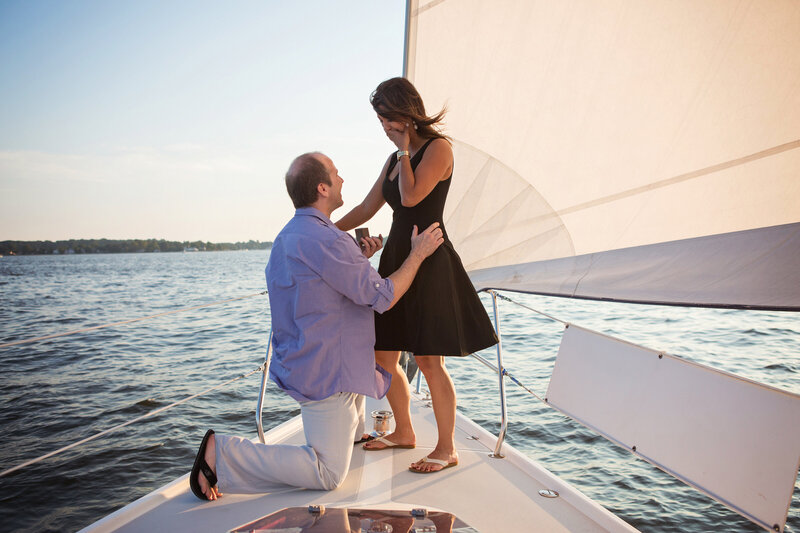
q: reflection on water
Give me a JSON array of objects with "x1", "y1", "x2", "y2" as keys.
[{"x1": 0, "y1": 252, "x2": 797, "y2": 532}]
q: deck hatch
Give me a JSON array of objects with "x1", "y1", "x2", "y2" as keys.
[{"x1": 229, "y1": 506, "x2": 479, "y2": 532}]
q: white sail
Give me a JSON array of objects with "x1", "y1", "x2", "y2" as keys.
[{"x1": 405, "y1": 0, "x2": 800, "y2": 310}]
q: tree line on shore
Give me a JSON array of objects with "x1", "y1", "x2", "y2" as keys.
[{"x1": 0, "y1": 239, "x2": 272, "y2": 255}]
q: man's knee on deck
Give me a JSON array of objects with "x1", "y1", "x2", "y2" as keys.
[{"x1": 318, "y1": 464, "x2": 347, "y2": 490}]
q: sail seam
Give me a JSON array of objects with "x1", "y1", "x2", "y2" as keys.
[
  {"x1": 556, "y1": 139, "x2": 800, "y2": 218},
  {"x1": 413, "y1": 0, "x2": 448, "y2": 16}
]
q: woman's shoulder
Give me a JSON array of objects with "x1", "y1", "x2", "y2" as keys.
[
  {"x1": 420, "y1": 137, "x2": 453, "y2": 172},
  {"x1": 420, "y1": 137, "x2": 452, "y2": 157},
  {"x1": 427, "y1": 136, "x2": 451, "y2": 149}
]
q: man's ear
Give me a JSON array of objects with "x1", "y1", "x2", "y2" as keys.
[{"x1": 317, "y1": 182, "x2": 329, "y2": 198}]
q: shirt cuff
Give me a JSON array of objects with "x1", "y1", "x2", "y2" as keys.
[{"x1": 371, "y1": 277, "x2": 394, "y2": 314}]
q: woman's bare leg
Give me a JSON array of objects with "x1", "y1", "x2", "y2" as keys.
[
  {"x1": 363, "y1": 350, "x2": 416, "y2": 449},
  {"x1": 411, "y1": 355, "x2": 458, "y2": 471}
]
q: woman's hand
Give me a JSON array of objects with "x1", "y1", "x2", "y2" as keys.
[{"x1": 383, "y1": 120, "x2": 410, "y2": 151}]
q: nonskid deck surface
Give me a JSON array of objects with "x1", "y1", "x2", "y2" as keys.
[{"x1": 81, "y1": 394, "x2": 637, "y2": 533}]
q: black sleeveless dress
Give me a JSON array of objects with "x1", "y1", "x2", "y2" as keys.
[{"x1": 375, "y1": 139, "x2": 498, "y2": 356}]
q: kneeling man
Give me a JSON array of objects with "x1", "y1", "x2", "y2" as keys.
[{"x1": 191, "y1": 152, "x2": 443, "y2": 499}]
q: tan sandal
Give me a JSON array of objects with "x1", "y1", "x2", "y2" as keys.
[
  {"x1": 408, "y1": 456, "x2": 458, "y2": 473},
  {"x1": 363, "y1": 436, "x2": 416, "y2": 450}
]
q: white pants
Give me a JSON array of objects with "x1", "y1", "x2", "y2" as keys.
[{"x1": 215, "y1": 392, "x2": 365, "y2": 492}]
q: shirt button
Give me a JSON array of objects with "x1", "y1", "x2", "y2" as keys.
[{"x1": 374, "y1": 282, "x2": 380, "y2": 288}]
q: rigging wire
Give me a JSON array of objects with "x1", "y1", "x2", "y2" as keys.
[
  {"x1": 0, "y1": 364, "x2": 265, "y2": 479},
  {"x1": 473, "y1": 290, "x2": 565, "y2": 405},
  {"x1": 471, "y1": 291, "x2": 659, "y2": 451},
  {"x1": 491, "y1": 291, "x2": 568, "y2": 326},
  {"x1": 0, "y1": 291, "x2": 268, "y2": 349},
  {"x1": 470, "y1": 352, "x2": 547, "y2": 403}
]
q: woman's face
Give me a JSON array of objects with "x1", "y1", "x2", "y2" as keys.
[{"x1": 377, "y1": 113, "x2": 406, "y2": 136}]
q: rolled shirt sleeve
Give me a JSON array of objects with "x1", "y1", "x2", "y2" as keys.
[{"x1": 370, "y1": 278, "x2": 394, "y2": 314}]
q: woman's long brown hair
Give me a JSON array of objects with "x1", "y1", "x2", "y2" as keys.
[{"x1": 370, "y1": 77, "x2": 450, "y2": 142}]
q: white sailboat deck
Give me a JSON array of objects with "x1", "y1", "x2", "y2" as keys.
[{"x1": 82, "y1": 393, "x2": 638, "y2": 532}]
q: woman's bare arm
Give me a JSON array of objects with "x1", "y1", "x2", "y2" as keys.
[
  {"x1": 396, "y1": 138, "x2": 452, "y2": 207},
  {"x1": 335, "y1": 156, "x2": 390, "y2": 231}
]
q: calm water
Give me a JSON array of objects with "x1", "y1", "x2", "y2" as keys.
[{"x1": 0, "y1": 252, "x2": 797, "y2": 532}]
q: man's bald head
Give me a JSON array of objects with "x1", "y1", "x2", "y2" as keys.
[{"x1": 285, "y1": 152, "x2": 332, "y2": 208}]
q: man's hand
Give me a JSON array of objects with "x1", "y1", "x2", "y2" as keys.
[
  {"x1": 384, "y1": 222, "x2": 445, "y2": 310},
  {"x1": 361, "y1": 235, "x2": 383, "y2": 259},
  {"x1": 410, "y1": 222, "x2": 444, "y2": 260}
]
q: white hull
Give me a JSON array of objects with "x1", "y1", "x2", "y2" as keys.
[{"x1": 81, "y1": 392, "x2": 638, "y2": 532}]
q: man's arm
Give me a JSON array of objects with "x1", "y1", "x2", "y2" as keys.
[
  {"x1": 385, "y1": 222, "x2": 443, "y2": 309},
  {"x1": 298, "y1": 222, "x2": 441, "y2": 313}
]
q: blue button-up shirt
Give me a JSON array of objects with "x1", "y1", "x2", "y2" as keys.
[{"x1": 265, "y1": 207, "x2": 393, "y2": 402}]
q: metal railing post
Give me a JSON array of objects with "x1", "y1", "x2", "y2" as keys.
[
  {"x1": 256, "y1": 331, "x2": 273, "y2": 444},
  {"x1": 415, "y1": 356, "x2": 423, "y2": 394},
  {"x1": 489, "y1": 290, "x2": 507, "y2": 458}
]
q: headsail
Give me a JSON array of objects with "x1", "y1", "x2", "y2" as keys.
[{"x1": 405, "y1": 0, "x2": 800, "y2": 310}]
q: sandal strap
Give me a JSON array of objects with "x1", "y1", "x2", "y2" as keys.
[
  {"x1": 420, "y1": 457, "x2": 449, "y2": 467},
  {"x1": 199, "y1": 459, "x2": 217, "y2": 486}
]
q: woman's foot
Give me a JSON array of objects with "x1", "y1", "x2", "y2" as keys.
[
  {"x1": 409, "y1": 448, "x2": 458, "y2": 473},
  {"x1": 362, "y1": 430, "x2": 415, "y2": 450},
  {"x1": 196, "y1": 433, "x2": 222, "y2": 500}
]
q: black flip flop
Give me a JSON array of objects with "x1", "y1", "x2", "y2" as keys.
[{"x1": 190, "y1": 429, "x2": 218, "y2": 500}]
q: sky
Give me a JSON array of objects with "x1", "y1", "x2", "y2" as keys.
[{"x1": 0, "y1": 0, "x2": 405, "y2": 242}]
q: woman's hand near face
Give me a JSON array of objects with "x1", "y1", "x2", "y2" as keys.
[{"x1": 383, "y1": 119, "x2": 411, "y2": 151}]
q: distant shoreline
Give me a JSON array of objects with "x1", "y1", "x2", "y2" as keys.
[{"x1": 0, "y1": 239, "x2": 272, "y2": 256}]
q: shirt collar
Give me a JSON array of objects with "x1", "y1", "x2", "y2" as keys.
[{"x1": 295, "y1": 206, "x2": 334, "y2": 227}]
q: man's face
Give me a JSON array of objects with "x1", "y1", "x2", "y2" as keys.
[{"x1": 315, "y1": 154, "x2": 344, "y2": 210}]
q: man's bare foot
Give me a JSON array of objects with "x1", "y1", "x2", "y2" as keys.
[
  {"x1": 197, "y1": 434, "x2": 222, "y2": 500},
  {"x1": 409, "y1": 447, "x2": 458, "y2": 473},
  {"x1": 362, "y1": 430, "x2": 415, "y2": 450}
]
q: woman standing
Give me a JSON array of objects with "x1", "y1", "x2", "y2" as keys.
[{"x1": 337, "y1": 77, "x2": 497, "y2": 473}]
